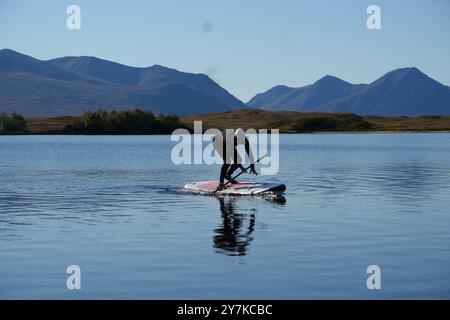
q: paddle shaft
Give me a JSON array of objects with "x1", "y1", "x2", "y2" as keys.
[{"x1": 213, "y1": 154, "x2": 268, "y2": 193}]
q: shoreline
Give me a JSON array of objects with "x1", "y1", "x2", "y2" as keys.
[
  {"x1": 2, "y1": 130, "x2": 450, "y2": 136},
  {"x1": 3, "y1": 109, "x2": 450, "y2": 135}
]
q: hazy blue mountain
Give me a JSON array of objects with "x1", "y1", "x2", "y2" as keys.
[
  {"x1": 3, "y1": 49, "x2": 449, "y2": 117},
  {"x1": 248, "y1": 76, "x2": 365, "y2": 112},
  {"x1": 315, "y1": 68, "x2": 450, "y2": 116},
  {"x1": 0, "y1": 49, "x2": 244, "y2": 117},
  {"x1": 47, "y1": 56, "x2": 243, "y2": 108},
  {"x1": 248, "y1": 68, "x2": 450, "y2": 116}
]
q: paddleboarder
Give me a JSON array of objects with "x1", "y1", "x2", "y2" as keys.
[{"x1": 212, "y1": 128, "x2": 257, "y2": 190}]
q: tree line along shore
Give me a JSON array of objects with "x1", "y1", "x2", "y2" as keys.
[{"x1": 1, "y1": 108, "x2": 450, "y2": 135}]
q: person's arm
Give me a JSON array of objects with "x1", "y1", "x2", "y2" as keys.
[{"x1": 245, "y1": 137, "x2": 257, "y2": 175}]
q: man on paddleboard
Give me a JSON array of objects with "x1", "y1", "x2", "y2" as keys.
[{"x1": 212, "y1": 128, "x2": 257, "y2": 190}]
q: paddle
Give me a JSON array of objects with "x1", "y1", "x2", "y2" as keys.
[{"x1": 213, "y1": 154, "x2": 268, "y2": 194}]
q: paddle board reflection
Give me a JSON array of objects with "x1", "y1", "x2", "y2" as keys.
[{"x1": 213, "y1": 197, "x2": 256, "y2": 256}]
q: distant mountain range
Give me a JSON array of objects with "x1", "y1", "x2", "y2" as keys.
[
  {"x1": 0, "y1": 49, "x2": 244, "y2": 117},
  {"x1": 1, "y1": 49, "x2": 449, "y2": 117},
  {"x1": 248, "y1": 68, "x2": 450, "y2": 116}
]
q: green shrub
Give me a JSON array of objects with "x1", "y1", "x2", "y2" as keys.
[
  {"x1": 64, "y1": 109, "x2": 187, "y2": 134},
  {"x1": 294, "y1": 117, "x2": 338, "y2": 132},
  {"x1": 0, "y1": 112, "x2": 28, "y2": 133},
  {"x1": 292, "y1": 114, "x2": 372, "y2": 132}
]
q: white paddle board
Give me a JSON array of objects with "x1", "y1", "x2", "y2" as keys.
[{"x1": 183, "y1": 181, "x2": 286, "y2": 196}]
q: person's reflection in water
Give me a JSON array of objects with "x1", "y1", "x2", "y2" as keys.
[{"x1": 213, "y1": 197, "x2": 256, "y2": 256}]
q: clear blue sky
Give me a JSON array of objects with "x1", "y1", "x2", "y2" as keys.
[{"x1": 1, "y1": 0, "x2": 449, "y2": 101}]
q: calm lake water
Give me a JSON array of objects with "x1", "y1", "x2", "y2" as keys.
[{"x1": 1, "y1": 133, "x2": 450, "y2": 299}]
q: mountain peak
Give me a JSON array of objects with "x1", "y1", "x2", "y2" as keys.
[
  {"x1": 148, "y1": 64, "x2": 186, "y2": 75},
  {"x1": 380, "y1": 67, "x2": 426, "y2": 79},
  {"x1": 317, "y1": 74, "x2": 340, "y2": 81},
  {"x1": 314, "y1": 75, "x2": 348, "y2": 86},
  {"x1": 248, "y1": 66, "x2": 450, "y2": 116},
  {"x1": 371, "y1": 67, "x2": 438, "y2": 88},
  {"x1": 273, "y1": 84, "x2": 292, "y2": 89},
  {"x1": 397, "y1": 66, "x2": 420, "y2": 73},
  {"x1": 0, "y1": 49, "x2": 244, "y2": 117},
  {"x1": 0, "y1": 48, "x2": 34, "y2": 60},
  {"x1": 0, "y1": 48, "x2": 17, "y2": 54},
  {"x1": 150, "y1": 64, "x2": 173, "y2": 70},
  {"x1": 268, "y1": 84, "x2": 294, "y2": 92}
]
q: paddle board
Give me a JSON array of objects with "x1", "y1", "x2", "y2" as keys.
[{"x1": 183, "y1": 181, "x2": 286, "y2": 196}]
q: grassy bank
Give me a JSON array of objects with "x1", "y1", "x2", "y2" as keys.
[
  {"x1": 4, "y1": 109, "x2": 450, "y2": 134},
  {"x1": 22, "y1": 109, "x2": 186, "y2": 135},
  {"x1": 182, "y1": 109, "x2": 450, "y2": 133}
]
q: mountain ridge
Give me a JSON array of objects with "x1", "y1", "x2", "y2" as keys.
[
  {"x1": 1, "y1": 49, "x2": 450, "y2": 117},
  {"x1": 0, "y1": 49, "x2": 244, "y2": 117},
  {"x1": 248, "y1": 68, "x2": 450, "y2": 116}
]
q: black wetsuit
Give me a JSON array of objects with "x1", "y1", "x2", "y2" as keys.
[{"x1": 215, "y1": 136, "x2": 252, "y2": 184}]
